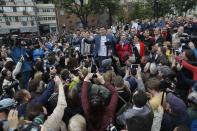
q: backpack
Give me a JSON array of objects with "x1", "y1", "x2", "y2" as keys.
[{"x1": 116, "y1": 88, "x2": 132, "y2": 116}]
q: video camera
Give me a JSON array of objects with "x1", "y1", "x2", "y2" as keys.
[{"x1": 179, "y1": 34, "x2": 190, "y2": 44}]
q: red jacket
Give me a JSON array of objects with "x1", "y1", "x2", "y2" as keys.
[
  {"x1": 81, "y1": 82, "x2": 118, "y2": 131},
  {"x1": 176, "y1": 56, "x2": 197, "y2": 80},
  {"x1": 138, "y1": 41, "x2": 145, "y2": 57},
  {"x1": 115, "y1": 43, "x2": 132, "y2": 61}
]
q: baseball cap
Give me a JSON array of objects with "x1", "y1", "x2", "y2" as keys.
[{"x1": 0, "y1": 98, "x2": 17, "y2": 111}]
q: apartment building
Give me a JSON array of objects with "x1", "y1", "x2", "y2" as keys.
[
  {"x1": 36, "y1": 3, "x2": 57, "y2": 34},
  {"x1": 0, "y1": 0, "x2": 38, "y2": 35}
]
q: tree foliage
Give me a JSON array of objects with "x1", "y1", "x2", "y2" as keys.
[
  {"x1": 172, "y1": 0, "x2": 197, "y2": 15},
  {"x1": 146, "y1": 0, "x2": 197, "y2": 17},
  {"x1": 99, "y1": 0, "x2": 120, "y2": 26},
  {"x1": 130, "y1": 2, "x2": 153, "y2": 19},
  {"x1": 53, "y1": 0, "x2": 120, "y2": 28}
]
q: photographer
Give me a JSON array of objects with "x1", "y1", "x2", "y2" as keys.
[
  {"x1": 0, "y1": 56, "x2": 24, "y2": 99},
  {"x1": 81, "y1": 73, "x2": 118, "y2": 131},
  {"x1": 18, "y1": 76, "x2": 67, "y2": 131},
  {"x1": 10, "y1": 38, "x2": 32, "y2": 89}
]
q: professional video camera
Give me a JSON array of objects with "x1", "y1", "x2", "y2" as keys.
[
  {"x1": 0, "y1": 81, "x2": 19, "y2": 100},
  {"x1": 179, "y1": 34, "x2": 191, "y2": 44}
]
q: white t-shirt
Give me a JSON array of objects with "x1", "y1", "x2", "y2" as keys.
[
  {"x1": 98, "y1": 36, "x2": 107, "y2": 56},
  {"x1": 135, "y1": 43, "x2": 140, "y2": 54}
]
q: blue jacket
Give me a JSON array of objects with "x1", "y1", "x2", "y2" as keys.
[
  {"x1": 93, "y1": 34, "x2": 115, "y2": 57},
  {"x1": 31, "y1": 81, "x2": 55, "y2": 105},
  {"x1": 10, "y1": 47, "x2": 32, "y2": 73},
  {"x1": 17, "y1": 81, "x2": 55, "y2": 117},
  {"x1": 192, "y1": 49, "x2": 197, "y2": 60},
  {"x1": 33, "y1": 48, "x2": 44, "y2": 62}
]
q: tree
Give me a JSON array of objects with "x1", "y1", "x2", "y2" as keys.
[
  {"x1": 146, "y1": 0, "x2": 197, "y2": 17},
  {"x1": 146, "y1": 0, "x2": 173, "y2": 17},
  {"x1": 53, "y1": 0, "x2": 102, "y2": 28},
  {"x1": 172, "y1": 0, "x2": 197, "y2": 15},
  {"x1": 129, "y1": 2, "x2": 153, "y2": 20},
  {"x1": 99, "y1": 0, "x2": 120, "y2": 26},
  {"x1": 53, "y1": 0, "x2": 120, "y2": 28}
]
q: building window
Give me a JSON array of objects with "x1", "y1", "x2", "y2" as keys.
[
  {"x1": 13, "y1": 7, "x2": 17, "y2": 12},
  {"x1": 27, "y1": 17, "x2": 32, "y2": 21},
  {"x1": 19, "y1": 16, "x2": 28, "y2": 21},
  {"x1": 15, "y1": 0, "x2": 24, "y2": 2},
  {"x1": 7, "y1": 17, "x2": 16, "y2": 22},
  {"x1": 22, "y1": 21, "x2": 27, "y2": 26},
  {"x1": 25, "y1": 0, "x2": 32, "y2": 2},
  {"x1": 15, "y1": 16, "x2": 19, "y2": 22},
  {"x1": 16, "y1": 7, "x2": 25, "y2": 12},
  {"x1": 26, "y1": 7, "x2": 33, "y2": 12},
  {"x1": 3, "y1": 7, "x2": 13, "y2": 13},
  {"x1": 32, "y1": 17, "x2": 35, "y2": 21},
  {"x1": 0, "y1": 7, "x2": 3, "y2": 13},
  {"x1": 0, "y1": 17, "x2": 5, "y2": 22}
]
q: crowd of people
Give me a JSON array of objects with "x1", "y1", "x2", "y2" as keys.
[{"x1": 0, "y1": 16, "x2": 197, "y2": 131}]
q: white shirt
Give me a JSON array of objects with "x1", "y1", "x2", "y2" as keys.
[
  {"x1": 132, "y1": 22, "x2": 138, "y2": 30},
  {"x1": 98, "y1": 36, "x2": 107, "y2": 56},
  {"x1": 135, "y1": 43, "x2": 140, "y2": 54},
  {"x1": 80, "y1": 38, "x2": 91, "y2": 55}
]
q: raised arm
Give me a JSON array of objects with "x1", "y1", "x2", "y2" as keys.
[
  {"x1": 12, "y1": 57, "x2": 24, "y2": 79},
  {"x1": 176, "y1": 56, "x2": 197, "y2": 73},
  {"x1": 104, "y1": 82, "x2": 118, "y2": 116},
  {"x1": 44, "y1": 76, "x2": 67, "y2": 129},
  {"x1": 81, "y1": 74, "x2": 93, "y2": 116}
]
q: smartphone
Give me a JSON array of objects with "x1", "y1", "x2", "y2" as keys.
[{"x1": 131, "y1": 64, "x2": 139, "y2": 69}]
